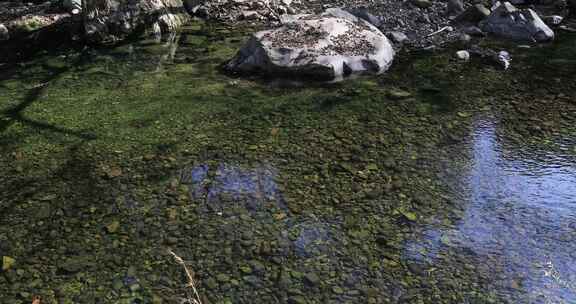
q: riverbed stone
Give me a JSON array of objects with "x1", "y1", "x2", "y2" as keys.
[
  {"x1": 386, "y1": 31, "x2": 409, "y2": 43},
  {"x1": 463, "y1": 25, "x2": 486, "y2": 36},
  {"x1": 288, "y1": 296, "x2": 307, "y2": 304},
  {"x1": 59, "y1": 256, "x2": 93, "y2": 273},
  {"x1": 303, "y1": 272, "x2": 320, "y2": 286},
  {"x1": 226, "y1": 8, "x2": 395, "y2": 81},
  {"x1": 479, "y1": 2, "x2": 554, "y2": 42},
  {"x1": 455, "y1": 50, "x2": 470, "y2": 61},
  {"x1": 387, "y1": 88, "x2": 412, "y2": 100}
]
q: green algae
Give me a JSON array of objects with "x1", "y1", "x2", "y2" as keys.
[{"x1": 0, "y1": 21, "x2": 575, "y2": 303}]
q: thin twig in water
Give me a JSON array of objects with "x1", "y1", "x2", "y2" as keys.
[{"x1": 168, "y1": 250, "x2": 203, "y2": 304}]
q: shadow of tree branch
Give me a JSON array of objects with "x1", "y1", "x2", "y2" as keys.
[{"x1": 0, "y1": 53, "x2": 98, "y2": 141}]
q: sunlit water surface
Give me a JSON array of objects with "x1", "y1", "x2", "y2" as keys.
[{"x1": 406, "y1": 116, "x2": 576, "y2": 303}]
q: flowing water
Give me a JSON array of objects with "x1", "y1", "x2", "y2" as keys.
[{"x1": 0, "y1": 21, "x2": 575, "y2": 304}]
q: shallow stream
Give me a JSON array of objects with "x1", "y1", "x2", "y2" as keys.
[{"x1": 0, "y1": 21, "x2": 575, "y2": 304}]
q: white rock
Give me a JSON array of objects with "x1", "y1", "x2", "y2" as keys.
[
  {"x1": 480, "y1": 1, "x2": 554, "y2": 42},
  {"x1": 386, "y1": 31, "x2": 409, "y2": 43},
  {"x1": 496, "y1": 50, "x2": 511, "y2": 70},
  {"x1": 0, "y1": 24, "x2": 9, "y2": 41},
  {"x1": 227, "y1": 8, "x2": 395, "y2": 81},
  {"x1": 543, "y1": 15, "x2": 563, "y2": 26},
  {"x1": 455, "y1": 50, "x2": 470, "y2": 61}
]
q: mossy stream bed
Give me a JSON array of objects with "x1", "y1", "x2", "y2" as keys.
[{"x1": 1, "y1": 21, "x2": 576, "y2": 304}]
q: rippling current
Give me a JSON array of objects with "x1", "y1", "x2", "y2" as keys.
[{"x1": 406, "y1": 116, "x2": 576, "y2": 303}]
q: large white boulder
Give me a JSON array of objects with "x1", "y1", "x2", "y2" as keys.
[
  {"x1": 226, "y1": 8, "x2": 395, "y2": 81},
  {"x1": 479, "y1": 2, "x2": 554, "y2": 42}
]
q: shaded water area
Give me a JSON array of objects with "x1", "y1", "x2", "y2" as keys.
[{"x1": 1, "y1": 21, "x2": 576, "y2": 304}]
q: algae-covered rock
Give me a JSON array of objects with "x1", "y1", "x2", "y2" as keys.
[
  {"x1": 83, "y1": 0, "x2": 190, "y2": 43},
  {"x1": 59, "y1": 256, "x2": 94, "y2": 273},
  {"x1": 2, "y1": 256, "x2": 16, "y2": 271},
  {"x1": 106, "y1": 220, "x2": 121, "y2": 233}
]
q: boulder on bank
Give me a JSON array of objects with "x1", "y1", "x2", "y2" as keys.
[
  {"x1": 226, "y1": 8, "x2": 395, "y2": 81},
  {"x1": 454, "y1": 4, "x2": 491, "y2": 24},
  {"x1": 479, "y1": 1, "x2": 554, "y2": 42},
  {"x1": 83, "y1": 0, "x2": 190, "y2": 43}
]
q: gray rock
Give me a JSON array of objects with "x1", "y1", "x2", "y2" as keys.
[
  {"x1": 386, "y1": 31, "x2": 409, "y2": 43},
  {"x1": 463, "y1": 25, "x2": 486, "y2": 36},
  {"x1": 288, "y1": 296, "x2": 307, "y2": 304},
  {"x1": 83, "y1": 0, "x2": 190, "y2": 43},
  {"x1": 226, "y1": 8, "x2": 395, "y2": 81},
  {"x1": 458, "y1": 33, "x2": 472, "y2": 43},
  {"x1": 446, "y1": 0, "x2": 465, "y2": 16},
  {"x1": 304, "y1": 273, "x2": 320, "y2": 286},
  {"x1": 0, "y1": 24, "x2": 8, "y2": 41},
  {"x1": 455, "y1": 4, "x2": 491, "y2": 24},
  {"x1": 480, "y1": 2, "x2": 554, "y2": 42}
]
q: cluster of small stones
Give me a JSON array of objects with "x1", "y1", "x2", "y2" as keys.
[
  {"x1": 263, "y1": 16, "x2": 378, "y2": 58},
  {"x1": 320, "y1": 31, "x2": 376, "y2": 57},
  {"x1": 264, "y1": 22, "x2": 328, "y2": 49}
]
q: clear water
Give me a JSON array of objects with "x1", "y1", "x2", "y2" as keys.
[
  {"x1": 406, "y1": 115, "x2": 576, "y2": 303},
  {"x1": 0, "y1": 21, "x2": 575, "y2": 304}
]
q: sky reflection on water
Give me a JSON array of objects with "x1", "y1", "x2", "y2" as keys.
[{"x1": 406, "y1": 116, "x2": 576, "y2": 303}]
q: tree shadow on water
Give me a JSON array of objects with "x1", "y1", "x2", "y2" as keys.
[
  {"x1": 0, "y1": 140, "x2": 99, "y2": 222},
  {"x1": 0, "y1": 55, "x2": 98, "y2": 142}
]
